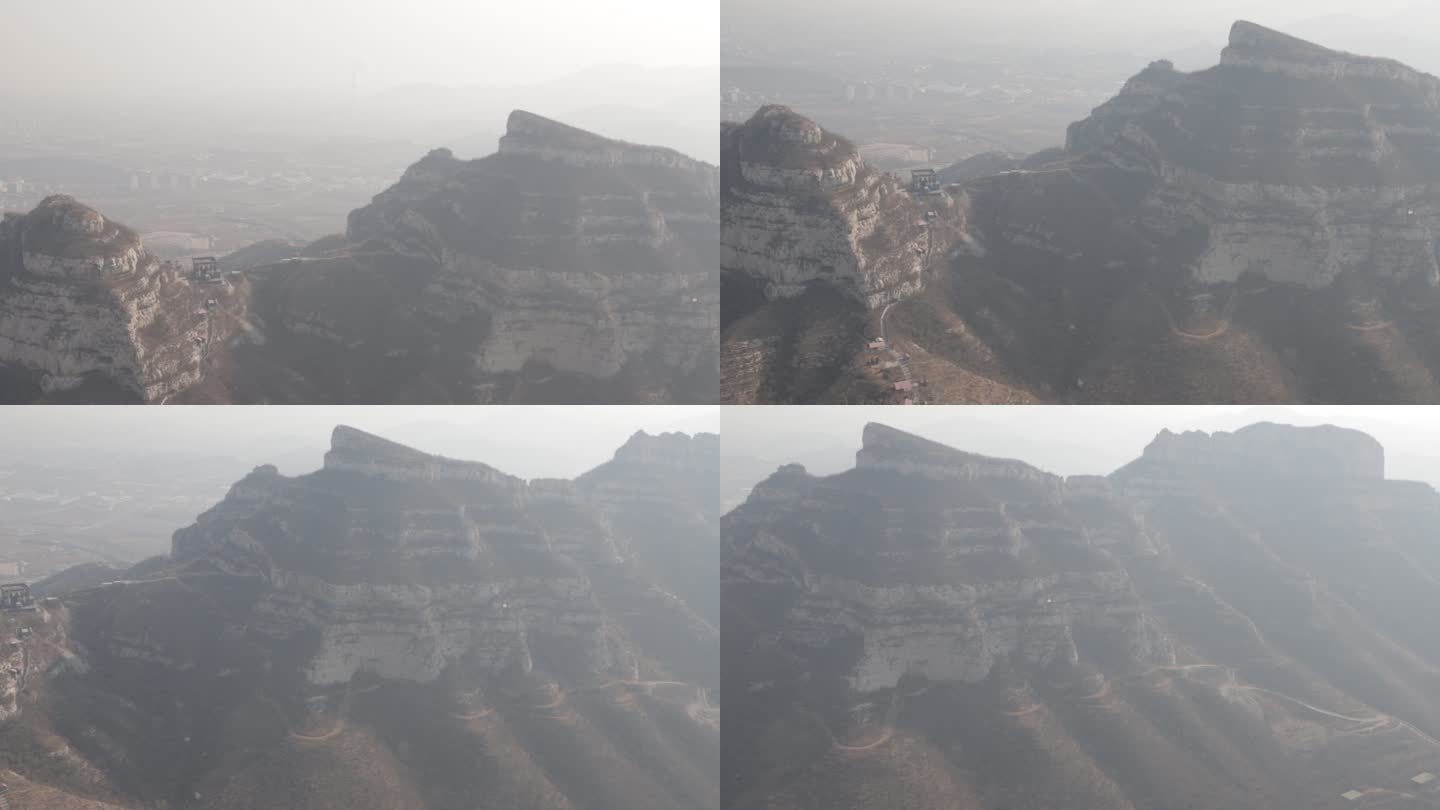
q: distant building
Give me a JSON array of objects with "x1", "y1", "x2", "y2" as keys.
[
  {"x1": 0, "y1": 562, "x2": 22, "y2": 578},
  {"x1": 843, "y1": 84, "x2": 856, "y2": 102},
  {"x1": 192, "y1": 256, "x2": 221, "y2": 284},
  {"x1": 909, "y1": 169, "x2": 941, "y2": 195},
  {"x1": 894, "y1": 380, "x2": 916, "y2": 392},
  {"x1": 0, "y1": 584, "x2": 34, "y2": 612}
]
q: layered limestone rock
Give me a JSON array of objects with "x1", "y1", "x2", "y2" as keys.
[
  {"x1": 856, "y1": 423, "x2": 1061, "y2": 487},
  {"x1": 721, "y1": 106, "x2": 932, "y2": 309},
  {"x1": 0, "y1": 196, "x2": 236, "y2": 400},
  {"x1": 782, "y1": 21, "x2": 1440, "y2": 404},
  {"x1": 723, "y1": 423, "x2": 1169, "y2": 695},
  {"x1": 245, "y1": 109, "x2": 719, "y2": 400},
  {"x1": 127, "y1": 426, "x2": 720, "y2": 688},
  {"x1": 726, "y1": 423, "x2": 1440, "y2": 808},
  {"x1": 323, "y1": 425, "x2": 527, "y2": 487},
  {"x1": 25, "y1": 429, "x2": 720, "y2": 809},
  {"x1": 1054, "y1": 19, "x2": 1440, "y2": 296}
]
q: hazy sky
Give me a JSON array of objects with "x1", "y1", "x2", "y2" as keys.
[
  {"x1": 722, "y1": 406, "x2": 1440, "y2": 488},
  {"x1": 724, "y1": 0, "x2": 1437, "y2": 56},
  {"x1": 724, "y1": 0, "x2": 1421, "y2": 30},
  {"x1": 4, "y1": 0, "x2": 718, "y2": 95},
  {"x1": 1, "y1": 406, "x2": 718, "y2": 481}
]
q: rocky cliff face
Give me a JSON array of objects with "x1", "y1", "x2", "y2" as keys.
[
  {"x1": 739, "y1": 22, "x2": 1440, "y2": 403},
  {"x1": 241, "y1": 110, "x2": 720, "y2": 404},
  {"x1": 724, "y1": 421, "x2": 1440, "y2": 810},
  {"x1": 24, "y1": 427, "x2": 719, "y2": 809},
  {"x1": 968, "y1": 20, "x2": 1440, "y2": 401},
  {"x1": 1057, "y1": 20, "x2": 1440, "y2": 293},
  {"x1": 0, "y1": 196, "x2": 242, "y2": 402},
  {"x1": 725, "y1": 423, "x2": 1167, "y2": 697},
  {"x1": 147, "y1": 425, "x2": 717, "y2": 687},
  {"x1": 719, "y1": 107, "x2": 973, "y2": 404},
  {"x1": 721, "y1": 106, "x2": 932, "y2": 309}
]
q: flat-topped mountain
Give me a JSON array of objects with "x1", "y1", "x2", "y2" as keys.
[
  {"x1": 6, "y1": 427, "x2": 718, "y2": 809},
  {"x1": 725, "y1": 22, "x2": 1440, "y2": 404},
  {"x1": 724, "y1": 421, "x2": 1440, "y2": 809},
  {"x1": 0, "y1": 110, "x2": 719, "y2": 404}
]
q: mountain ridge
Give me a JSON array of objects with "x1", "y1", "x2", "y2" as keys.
[{"x1": 723, "y1": 420, "x2": 1440, "y2": 809}]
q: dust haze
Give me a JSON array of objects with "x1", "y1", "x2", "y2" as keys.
[
  {"x1": 0, "y1": 405, "x2": 718, "y2": 573},
  {"x1": 725, "y1": 0, "x2": 1437, "y2": 60}
]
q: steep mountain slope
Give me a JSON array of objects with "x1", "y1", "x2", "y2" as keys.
[
  {"x1": 723, "y1": 421, "x2": 1440, "y2": 809},
  {"x1": 0, "y1": 111, "x2": 718, "y2": 404},
  {"x1": 725, "y1": 21, "x2": 1440, "y2": 403},
  {"x1": 4, "y1": 427, "x2": 718, "y2": 810},
  {"x1": 0, "y1": 196, "x2": 245, "y2": 403},
  {"x1": 233, "y1": 110, "x2": 720, "y2": 405},
  {"x1": 720, "y1": 106, "x2": 968, "y2": 404}
]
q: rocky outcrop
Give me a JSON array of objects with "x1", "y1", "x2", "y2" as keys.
[
  {"x1": 240, "y1": 110, "x2": 720, "y2": 404},
  {"x1": 1222, "y1": 20, "x2": 1440, "y2": 89},
  {"x1": 0, "y1": 196, "x2": 241, "y2": 401},
  {"x1": 721, "y1": 106, "x2": 934, "y2": 309},
  {"x1": 499, "y1": 110, "x2": 716, "y2": 173}
]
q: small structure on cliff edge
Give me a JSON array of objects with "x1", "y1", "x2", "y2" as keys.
[
  {"x1": 191, "y1": 256, "x2": 221, "y2": 284},
  {"x1": 909, "y1": 169, "x2": 941, "y2": 196},
  {"x1": 0, "y1": 583, "x2": 35, "y2": 611}
]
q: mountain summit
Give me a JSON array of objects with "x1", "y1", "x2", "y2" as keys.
[
  {"x1": 17, "y1": 429, "x2": 719, "y2": 809},
  {"x1": 0, "y1": 110, "x2": 720, "y2": 404},
  {"x1": 724, "y1": 422, "x2": 1440, "y2": 809},
  {"x1": 723, "y1": 22, "x2": 1440, "y2": 404}
]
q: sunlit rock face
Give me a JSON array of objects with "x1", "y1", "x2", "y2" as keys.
[
  {"x1": 721, "y1": 106, "x2": 930, "y2": 310},
  {"x1": 241, "y1": 110, "x2": 719, "y2": 403},
  {"x1": 789, "y1": 21, "x2": 1440, "y2": 404},
  {"x1": 0, "y1": 196, "x2": 238, "y2": 401},
  {"x1": 1055, "y1": 20, "x2": 1440, "y2": 294}
]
